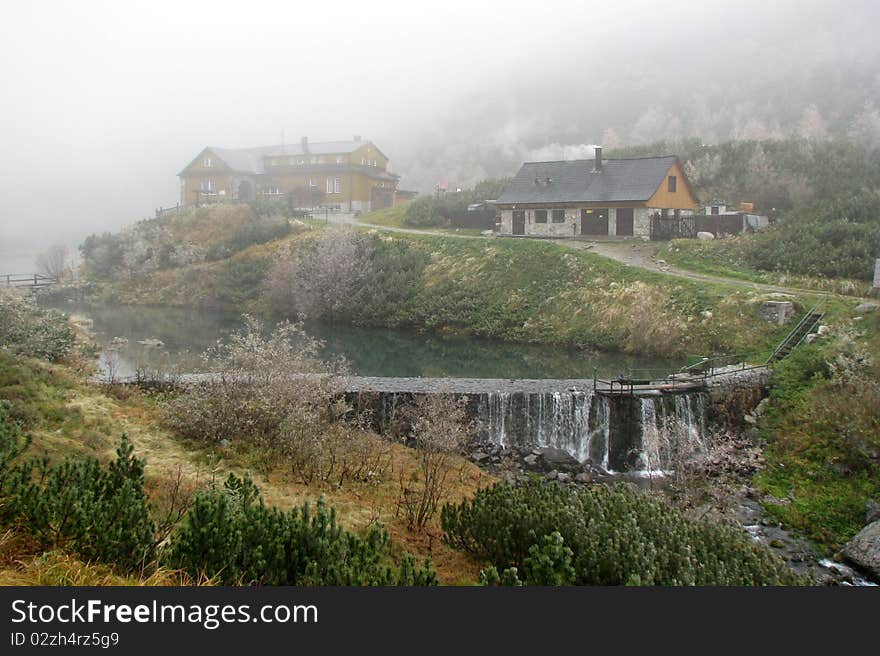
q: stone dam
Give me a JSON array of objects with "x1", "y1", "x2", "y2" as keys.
[{"x1": 346, "y1": 367, "x2": 769, "y2": 474}]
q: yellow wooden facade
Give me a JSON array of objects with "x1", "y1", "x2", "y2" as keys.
[{"x1": 178, "y1": 139, "x2": 399, "y2": 211}]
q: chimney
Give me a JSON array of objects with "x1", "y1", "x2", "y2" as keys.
[
  {"x1": 301, "y1": 136, "x2": 309, "y2": 154},
  {"x1": 593, "y1": 146, "x2": 603, "y2": 173}
]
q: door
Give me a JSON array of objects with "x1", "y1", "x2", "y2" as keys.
[
  {"x1": 616, "y1": 208, "x2": 634, "y2": 236},
  {"x1": 512, "y1": 210, "x2": 525, "y2": 235},
  {"x1": 580, "y1": 208, "x2": 608, "y2": 235}
]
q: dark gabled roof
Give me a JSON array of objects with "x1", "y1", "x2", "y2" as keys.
[
  {"x1": 496, "y1": 156, "x2": 679, "y2": 205},
  {"x1": 180, "y1": 140, "x2": 383, "y2": 176}
]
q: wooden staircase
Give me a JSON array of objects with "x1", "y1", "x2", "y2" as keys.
[{"x1": 766, "y1": 303, "x2": 824, "y2": 363}]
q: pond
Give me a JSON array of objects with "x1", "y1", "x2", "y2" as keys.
[{"x1": 47, "y1": 303, "x2": 683, "y2": 380}]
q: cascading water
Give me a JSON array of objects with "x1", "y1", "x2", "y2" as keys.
[{"x1": 478, "y1": 388, "x2": 708, "y2": 475}]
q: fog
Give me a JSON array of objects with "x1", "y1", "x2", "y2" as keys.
[{"x1": 1, "y1": 0, "x2": 878, "y2": 270}]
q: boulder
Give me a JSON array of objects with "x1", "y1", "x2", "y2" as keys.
[
  {"x1": 697, "y1": 231, "x2": 715, "y2": 240},
  {"x1": 536, "y1": 447, "x2": 583, "y2": 473},
  {"x1": 758, "y1": 300, "x2": 796, "y2": 325},
  {"x1": 855, "y1": 302, "x2": 880, "y2": 315},
  {"x1": 842, "y1": 520, "x2": 880, "y2": 581}
]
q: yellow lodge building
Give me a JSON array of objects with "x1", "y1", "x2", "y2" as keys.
[{"x1": 178, "y1": 136, "x2": 400, "y2": 212}]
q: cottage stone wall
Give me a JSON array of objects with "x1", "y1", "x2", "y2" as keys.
[
  {"x1": 499, "y1": 208, "x2": 579, "y2": 237},
  {"x1": 499, "y1": 206, "x2": 657, "y2": 239},
  {"x1": 633, "y1": 208, "x2": 652, "y2": 238}
]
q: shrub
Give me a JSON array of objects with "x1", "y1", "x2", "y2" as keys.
[
  {"x1": 479, "y1": 532, "x2": 575, "y2": 586},
  {"x1": 165, "y1": 473, "x2": 436, "y2": 585},
  {"x1": 0, "y1": 411, "x2": 156, "y2": 574},
  {"x1": 0, "y1": 290, "x2": 75, "y2": 362},
  {"x1": 442, "y1": 482, "x2": 806, "y2": 585},
  {"x1": 397, "y1": 394, "x2": 471, "y2": 530},
  {"x1": 265, "y1": 229, "x2": 429, "y2": 324},
  {"x1": 402, "y1": 178, "x2": 509, "y2": 228},
  {"x1": 205, "y1": 218, "x2": 291, "y2": 261},
  {"x1": 161, "y1": 315, "x2": 388, "y2": 487},
  {"x1": 212, "y1": 258, "x2": 271, "y2": 306}
]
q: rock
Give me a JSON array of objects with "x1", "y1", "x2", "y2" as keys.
[
  {"x1": 523, "y1": 454, "x2": 539, "y2": 467},
  {"x1": 817, "y1": 324, "x2": 830, "y2": 336},
  {"x1": 757, "y1": 300, "x2": 796, "y2": 325},
  {"x1": 544, "y1": 470, "x2": 558, "y2": 481},
  {"x1": 138, "y1": 338, "x2": 164, "y2": 347},
  {"x1": 574, "y1": 472, "x2": 592, "y2": 484},
  {"x1": 866, "y1": 500, "x2": 880, "y2": 524},
  {"x1": 470, "y1": 451, "x2": 490, "y2": 463},
  {"x1": 842, "y1": 520, "x2": 880, "y2": 581},
  {"x1": 854, "y1": 302, "x2": 880, "y2": 314},
  {"x1": 536, "y1": 447, "x2": 583, "y2": 473},
  {"x1": 480, "y1": 230, "x2": 495, "y2": 237},
  {"x1": 556, "y1": 472, "x2": 571, "y2": 483},
  {"x1": 753, "y1": 398, "x2": 769, "y2": 418},
  {"x1": 743, "y1": 413, "x2": 757, "y2": 425},
  {"x1": 697, "y1": 231, "x2": 715, "y2": 240}
]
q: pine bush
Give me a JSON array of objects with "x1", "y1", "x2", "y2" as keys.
[
  {"x1": 166, "y1": 473, "x2": 437, "y2": 586},
  {"x1": 442, "y1": 482, "x2": 807, "y2": 586},
  {"x1": 0, "y1": 418, "x2": 156, "y2": 573}
]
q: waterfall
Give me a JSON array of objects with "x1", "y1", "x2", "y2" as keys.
[
  {"x1": 478, "y1": 389, "x2": 708, "y2": 475},
  {"x1": 589, "y1": 395, "x2": 611, "y2": 471},
  {"x1": 478, "y1": 389, "x2": 603, "y2": 464},
  {"x1": 481, "y1": 391, "x2": 511, "y2": 448},
  {"x1": 638, "y1": 397, "x2": 664, "y2": 474}
]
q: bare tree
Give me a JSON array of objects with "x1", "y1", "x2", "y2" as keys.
[
  {"x1": 265, "y1": 228, "x2": 366, "y2": 318},
  {"x1": 35, "y1": 244, "x2": 69, "y2": 280},
  {"x1": 397, "y1": 393, "x2": 472, "y2": 531}
]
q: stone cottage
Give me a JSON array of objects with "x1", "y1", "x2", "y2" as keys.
[{"x1": 495, "y1": 147, "x2": 698, "y2": 238}]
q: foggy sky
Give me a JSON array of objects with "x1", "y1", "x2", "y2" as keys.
[{"x1": 1, "y1": 0, "x2": 878, "y2": 270}]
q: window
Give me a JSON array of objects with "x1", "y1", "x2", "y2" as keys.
[
  {"x1": 334, "y1": 177, "x2": 342, "y2": 194},
  {"x1": 308, "y1": 178, "x2": 316, "y2": 188},
  {"x1": 326, "y1": 178, "x2": 333, "y2": 194},
  {"x1": 668, "y1": 175, "x2": 677, "y2": 193},
  {"x1": 535, "y1": 209, "x2": 548, "y2": 223},
  {"x1": 201, "y1": 179, "x2": 214, "y2": 192},
  {"x1": 551, "y1": 209, "x2": 566, "y2": 223},
  {"x1": 289, "y1": 158, "x2": 296, "y2": 166},
  {"x1": 336, "y1": 156, "x2": 344, "y2": 164},
  {"x1": 204, "y1": 157, "x2": 212, "y2": 167},
  {"x1": 711, "y1": 205, "x2": 720, "y2": 215},
  {"x1": 264, "y1": 186, "x2": 281, "y2": 195},
  {"x1": 298, "y1": 159, "x2": 305, "y2": 165}
]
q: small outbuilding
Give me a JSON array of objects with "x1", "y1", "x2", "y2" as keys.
[{"x1": 495, "y1": 147, "x2": 698, "y2": 238}]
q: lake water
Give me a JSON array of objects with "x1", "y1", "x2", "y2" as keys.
[{"x1": 47, "y1": 303, "x2": 683, "y2": 379}]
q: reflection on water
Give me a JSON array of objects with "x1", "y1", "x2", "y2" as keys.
[{"x1": 47, "y1": 303, "x2": 682, "y2": 379}]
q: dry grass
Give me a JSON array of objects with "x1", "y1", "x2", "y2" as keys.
[{"x1": 3, "y1": 353, "x2": 494, "y2": 585}]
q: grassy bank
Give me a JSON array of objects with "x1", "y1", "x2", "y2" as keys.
[
  {"x1": 659, "y1": 238, "x2": 872, "y2": 296},
  {"x1": 83, "y1": 221, "x2": 820, "y2": 360},
  {"x1": 754, "y1": 313, "x2": 880, "y2": 551},
  {"x1": 0, "y1": 324, "x2": 491, "y2": 585}
]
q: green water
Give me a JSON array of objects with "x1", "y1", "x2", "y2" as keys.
[{"x1": 50, "y1": 303, "x2": 682, "y2": 379}]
